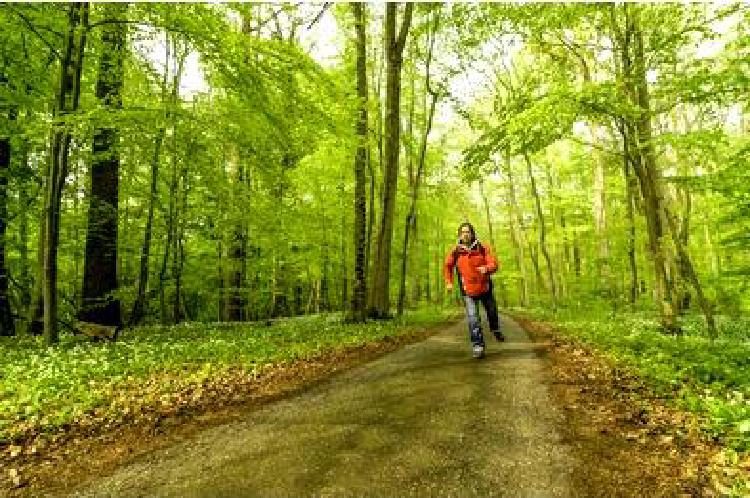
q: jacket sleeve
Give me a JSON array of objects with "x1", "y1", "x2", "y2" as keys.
[
  {"x1": 484, "y1": 244, "x2": 499, "y2": 274},
  {"x1": 443, "y1": 248, "x2": 457, "y2": 285}
]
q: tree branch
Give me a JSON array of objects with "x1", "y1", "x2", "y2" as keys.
[
  {"x1": 306, "y1": 2, "x2": 331, "y2": 30},
  {"x1": 395, "y1": 3, "x2": 414, "y2": 55},
  {"x1": 9, "y1": 7, "x2": 62, "y2": 59}
]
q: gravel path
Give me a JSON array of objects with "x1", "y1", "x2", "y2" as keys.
[{"x1": 71, "y1": 315, "x2": 577, "y2": 498}]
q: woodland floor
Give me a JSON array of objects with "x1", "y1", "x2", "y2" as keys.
[{"x1": 2, "y1": 315, "x2": 724, "y2": 497}]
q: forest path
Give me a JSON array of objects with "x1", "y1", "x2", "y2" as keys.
[{"x1": 71, "y1": 316, "x2": 578, "y2": 497}]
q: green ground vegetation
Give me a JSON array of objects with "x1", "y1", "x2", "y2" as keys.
[
  {"x1": 514, "y1": 304, "x2": 749, "y2": 493},
  {"x1": 0, "y1": 307, "x2": 459, "y2": 444}
]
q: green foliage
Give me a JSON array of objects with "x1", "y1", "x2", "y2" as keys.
[{"x1": 517, "y1": 305, "x2": 750, "y2": 453}]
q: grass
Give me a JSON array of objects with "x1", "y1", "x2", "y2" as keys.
[
  {"x1": 511, "y1": 304, "x2": 750, "y2": 495},
  {"x1": 0, "y1": 306, "x2": 460, "y2": 444}
]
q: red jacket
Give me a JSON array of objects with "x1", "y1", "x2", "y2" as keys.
[{"x1": 444, "y1": 241, "x2": 498, "y2": 297}]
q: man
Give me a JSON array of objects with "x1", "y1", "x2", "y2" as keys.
[{"x1": 444, "y1": 222, "x2": 504, "y2": 359}]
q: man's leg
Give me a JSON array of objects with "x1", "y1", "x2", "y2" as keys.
[
  {"x1": 481, "y1": 287, "x2": 504, "y2": 341},
  {"x1": 463, "y1": 295, "x2": 485, "y2": 350}
]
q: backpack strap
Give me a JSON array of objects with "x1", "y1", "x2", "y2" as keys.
[{"x1": 453, "y1": 242, "x2": 485, "y2": 260}]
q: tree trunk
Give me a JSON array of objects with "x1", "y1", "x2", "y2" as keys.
[
  {"x1": 663, "y1": 205, "x2": 718, "y2": 338},
  {"x1": 673, "y1": 187, "x2": 692, "y2": 311},
  {"x1": 18, "y1": 136, "x2": 31, "y2": 314},
  {"x1": 366, "y1": 41, "x2": 383, "y2": 285},
  {"x1": 157, "y1": 43, "x2": 186, "y2": 325},
  {"x1": 351, "y1": 2, "x2": 368, "y2": 322},
  {"x1": 397, "y1": 16, "x2": 441, "y2": 316},
  {"x1": 397, "y1": 54, "x2": 417, "y2": 316},
  {"x1": 44, "y1": 2, "x2": 89, "y2": 344},
  {"x1": 130, "y1": 130, "x2": 165, "y2": 325},
  {"x1": 0, "y1": 108, "x2": 13, "y2": 336},
  {"x1": 339, "y1": 180, "x2": 348, "y2": 311},
  {"x1": 591, "y1": 128, "x2": 610, "y2": 294},
  {"x1": 479, "y1": 179, "x2": 508, "y2": 307},
  {"x1": 523, "y1": 153, "x2": 557, "y2": 309},
  {"x1": 397, "y1": 211, "x2": 413, "y2": 316},
  {"x1": 424, "y1": 217, "x2": 431, "y2": 303},
  {"x1": 619, "y1": 5, "x2": 678, "y2": 332},
  {"x1": 543, "y1": 164, "x2": 565, "y2": 301},
  {"x1": 556, "y1": 171, "x2": 571, "y2": 297},
  {"x1": 130, "y1": 35, "x2": 171, "y2": 326},
  {"x1": 224, "y1": 149, "x2": 247, "y2": 322},
  {"x1": 528, "y1": 242, "x2": 544, "y2": 298},
  {"x1": 502, "y1": 156, "x2": 528, "y2": 307},
  {"x1": 368, "y1": 2, "x2": 413, "y2": 318},
  {"x1": 27, "y1": 208, "x2": 45, "y2": 335},
  {"x1": 80, "y1": 3, "x2": 126, "y2": 327},
  {"x1": 622, "y1": 138, "x2": 639, "y2": 305},
  {"x1": 173, "y1": 146, "x2": 189, "y2": 323},
  {"x1": 321, "y1": 237, "x2": 330, "y2": 311}
]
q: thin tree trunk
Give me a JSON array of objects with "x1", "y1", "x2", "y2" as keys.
[
  {"x1": 340, "y1": 178, "x2": 348, "y2": 311},
  {"x1": 217, "y1": 238, "x2": 224, "y2": 321},
  {"x1": 173, "y1": 146, "x2": 189, "y2": 323},
  {"x1": 591, "y1": 129, "x2": 610, "y2": 294},
  {"x1": 663, "y1": 205, "x2": 717, "y2": 338},
  {"x1": 622, "y1": 138, "x2": 639, "y2": 305},
  {"x1": 479, "y1": 178, "x2": 508, "y2": 307},
  {"x1": 72, "y1": 140, "x2": 83, "y2": 308},
  {"x1": 321, "y1": 238, "x2": 329, "y2": 311},
  {"x1": 543, "y1": 164, "x2": 565, "y2": 301},
  {"x1": 366, "y1": 35, "x2": 383, "y2": 301},
  {"x1": 703, "y1": 212, "x2": 720, "y2": 279},
  {"x1": 0, "y1": 107, "x2": 13, "y2": 336},
  {"x1": 436, "y1": 216, "x2": 444, "y2": 304},
  {"x1": 523, "y1": 152, "x2": 557, "y2": 309},
  {"x1": 396, "y1": 51, "x2": 417, "y2": 316},
  {"x1": 157, "y1": 42, "x2": 186, "y2": 325},
  {"x1": 368, "y1": 3, "x2": 413, "y2": 318},
  {"x1": 27, "y1": 206, "x2": 45, "y2": 335},
  {"x1": 573, "y1": 241, "x2": 581, "y2": 278},
  {"x1": 502, "y1": 156, "x2": 528, "y2": 307},
  {"x1": 397, "y1": 213, "x2": 412, "y2": 316},
  {"x1": 158, "y1": 185, "x2": 173, "y2": 324},
  {"x1": 18, "y1": 136, "x2": 31, "y2": 313},
  {"x1": 131, "y1": 34, "x2": 170, "y2": 326},
  {"x1": 130, "y1": 130, "x2": 164, "y2": 325},
  {"x1": 479, "y1": 181, "x2": 495, "y2": 248},
  {"x1": 351, "y1": 2, "x2": 369, "y2": 322},
  {"x1": 424, "y1": 215, "x2": 431, "y2": 302},
  {"x1": 528, "y1": 241, "x2": 544, "y2": 298},
  {"x1": 411, "y1": 213, "x2": 422, "y2": 303},
  {"x1": 673, "y1": 187, "x2": 692, "y2": 311},
  {"x1": 80, "y1": 3, "x2": 126, "y2": 326},
  {"x1": 622, "y1": 5, "x2": 678, "y2": 332},
  {"x1": 44, "y1": 3, "x2": 89, "y2": 344},
  {"x1": 555, "y1": 171, "x2": 571, "y2": 296},
  {"x1": 366, "y1": 148, "x2": 375, "y2": 282},
  {"x1": 224, "y1": 148, "x2": 246, "y2": 321}
]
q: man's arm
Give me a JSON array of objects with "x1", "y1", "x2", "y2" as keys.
[{"x1": 443, "y1": 248, "x2": 457, "y2": 290}]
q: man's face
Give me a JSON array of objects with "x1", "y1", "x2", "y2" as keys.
[{"x1": 459, "y1": 226, "x2": 473, "y2": 244}]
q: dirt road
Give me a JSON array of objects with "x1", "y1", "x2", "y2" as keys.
[{"x1": 71, "y1": 316, "x2": 579, "y2": 497}]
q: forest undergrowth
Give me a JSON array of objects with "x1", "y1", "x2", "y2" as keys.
[
  {"x1": 0, "y1": 307, "x2": 459, "y2": 448},
  {"x1": 512, "y1": 303, "x2": 750, "y2": 495}
]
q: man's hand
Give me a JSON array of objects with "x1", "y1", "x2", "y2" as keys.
[
  {"x1": 446, "y1": 283, "x2": 453, "y2": 292},
  {"x1": 478, "y1": 266, "x2": 488, "y2": 275}
]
